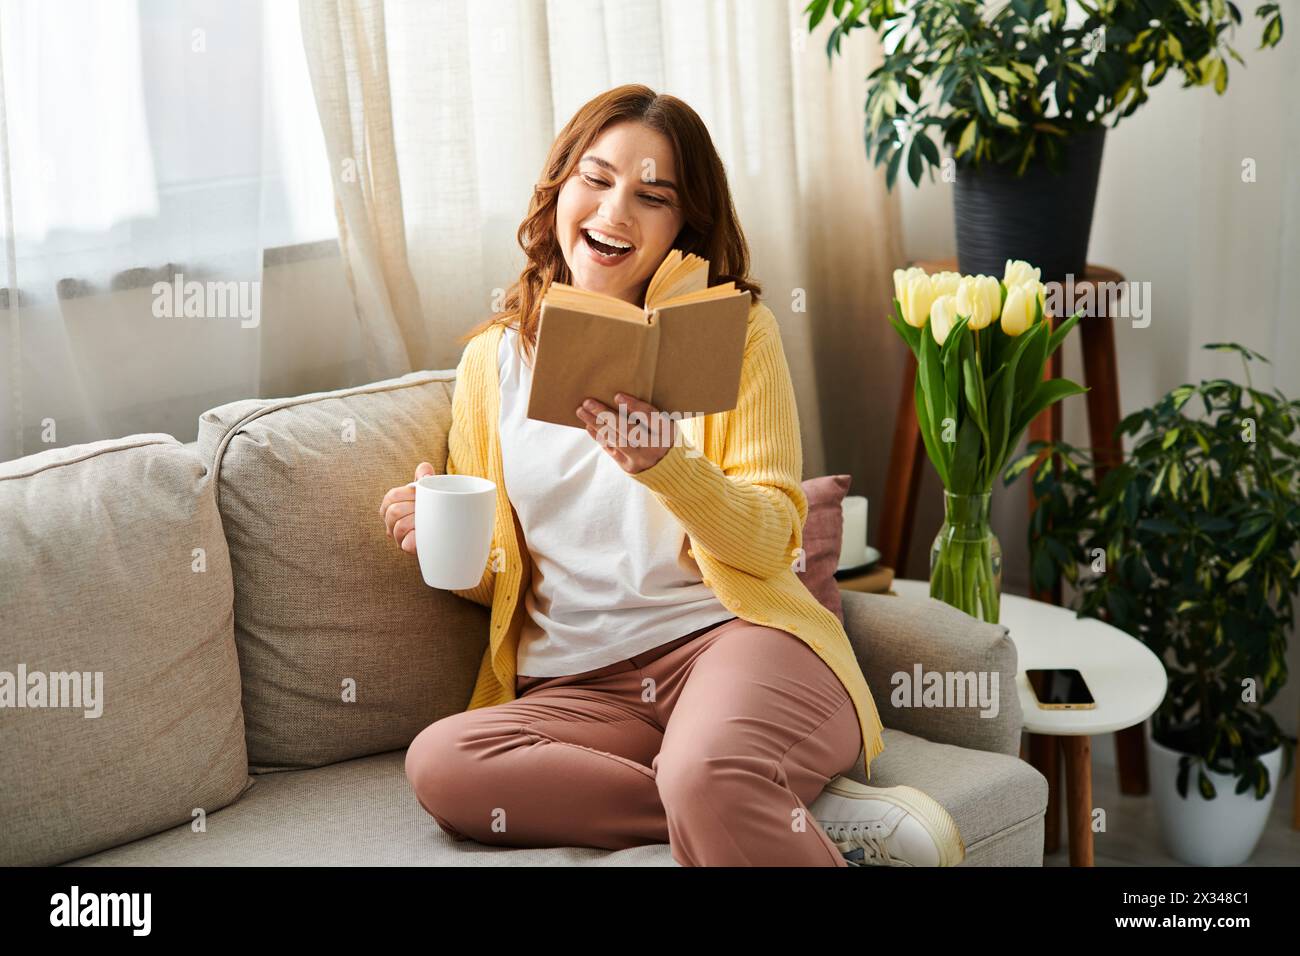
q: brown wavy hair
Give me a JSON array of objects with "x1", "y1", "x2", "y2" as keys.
[{"x1": 458, "y1": 84, "x2": 761, "y2": 366}]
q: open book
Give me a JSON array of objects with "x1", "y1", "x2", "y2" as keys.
[{"x1": 527, "y1": 249, "x2": 751, "y2": 428}]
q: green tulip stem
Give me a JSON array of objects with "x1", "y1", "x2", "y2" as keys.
[{"x1": 930, "y1": 491, "x2": 1001, "y2": 623}]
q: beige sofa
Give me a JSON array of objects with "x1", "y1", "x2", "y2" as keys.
[{"x1": 0, "y1": 368, "x2": 1048, "y2": 866}]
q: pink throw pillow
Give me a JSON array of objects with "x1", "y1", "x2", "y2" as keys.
[{"x1": 796, "y1": 474, "x2": 852, "y2": 625}]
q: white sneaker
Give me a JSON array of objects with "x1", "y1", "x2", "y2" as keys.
[{"x1": 810, "y1": 775, "x2": 966, "y2": 867}]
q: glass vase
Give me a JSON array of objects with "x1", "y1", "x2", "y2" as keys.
[{"x1": 929, "y1": 491, "x2": 1002, "y2": 624}]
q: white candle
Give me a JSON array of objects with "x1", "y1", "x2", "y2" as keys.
[{"x1": 839, "y1": 495, "x2": 869, "y2": 569}]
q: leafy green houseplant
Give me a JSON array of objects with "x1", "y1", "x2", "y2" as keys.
[
  {"x1": 804, "y1": 0, "x2": 1288, "y2": 282},
  {"x1": 1010, "y1": 343, "x2": 1298, "y2": 812},
  {"x1": 807, "y1": 0, "x2": 1285, "y2": 185},
  {"x1": 890, "y1": 259, "x2": 1086, "y2": 622}
]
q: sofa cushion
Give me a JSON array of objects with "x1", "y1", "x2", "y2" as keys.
[
  {"x1": 0, "y1": 434, "x2": 251, "y2": 866},
  {"x1": 796, "y1": 474, "x2": 851, "y2": 624},
  {"x1": 63, "y1": 729, "x2": 1045, "y2": 865},
  {"x1": 196, "y1": 370, "x2": 489, "y2": 773}
]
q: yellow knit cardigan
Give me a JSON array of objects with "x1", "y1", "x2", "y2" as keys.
[{"x1": 444, "y1": 300, "x2": 886, "y2": 779}]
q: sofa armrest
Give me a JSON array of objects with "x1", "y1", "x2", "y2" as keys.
[{"x1": 840, "y1": 590, "x2": 1023, "y2": 757}]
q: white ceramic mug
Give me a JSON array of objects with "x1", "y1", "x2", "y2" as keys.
[{"x1": 408, "y1": 474, "x2": 497, "y2": 590}]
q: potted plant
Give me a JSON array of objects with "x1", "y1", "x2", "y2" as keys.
[
  {"x1": 805, "y1": 0, "x2": 1286, "y2": 283},
  {"x1": 890, "y1": 258, "x2": 1086, "y2": 623},
  {"x1": 1011, "y1": 342, "x2": 1299, "y2": 865}
]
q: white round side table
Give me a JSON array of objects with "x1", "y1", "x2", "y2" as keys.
[{"x1": 892, "y1": 578, "x2": 1168, "y2": 866}]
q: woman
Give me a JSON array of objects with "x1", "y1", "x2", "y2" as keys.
[{"x1": 380, "y1": 84, "x2": 964, "y2": 867}]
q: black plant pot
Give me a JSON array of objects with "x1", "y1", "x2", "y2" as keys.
[{"x1": 953, "y1": 127, "x2": 1106, "y2": 287}]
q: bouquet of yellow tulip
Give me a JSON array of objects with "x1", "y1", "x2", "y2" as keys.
[{"x1": 888, "y1": 259, "x2": 1088, "y2": 622}]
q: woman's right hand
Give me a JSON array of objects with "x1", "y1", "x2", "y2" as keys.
[{"x1": 379, "y1": 461, "x2": 435, "y2": 554}]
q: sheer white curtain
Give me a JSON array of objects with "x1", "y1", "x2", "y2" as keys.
[
  {"x1": 301, "y1": 0, "x2": 903, "y2": 479},
  {"x1": 3, "y1": 0, "x2": 904, "y2": 485},
  {"x1": 0, "y1": 0, "x2": 344, "y2": 464}
]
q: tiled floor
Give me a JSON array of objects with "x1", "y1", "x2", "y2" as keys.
[{"x1": 1042, "y1": 758, "x2": 1300, "y2": 866}]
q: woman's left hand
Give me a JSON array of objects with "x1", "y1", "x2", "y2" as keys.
[{"x1": 575, "y1": 392, "x2": 676, "y2": 475}]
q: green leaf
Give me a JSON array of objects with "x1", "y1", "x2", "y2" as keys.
[
  {"x1": 913, "y1": 372, "x2": 950, "y2": 488},
  {"x1": 1226, "y1": 557, "x2": 1252, "y2": 583},
  {"x1": 1012, "y1": 320, "x2": 1050, "y2": 422},
  {"x1": 960, "y1": 333, "x2": 991, "y2": 464},
  {"x1": 1255, "y1": 762, "x2": 1271, "y2": 799},
  {"x1": 885, "y1": 142, "x2": 904, "y2": 190},
  {"x1": 976, "y1": 74, "x2": 998, "y2": 116},
  {"x1": 990, "y1": 329, "x2": 1037, "y2": 476},
  {"x1": 984, "y1": 65, "x2": 1020, "y2": 85},
  {"x1": 888, "y1": 299, "x2": 922, "y2": 359},
  {"x1": 1004, "y1": 450, "x2": 1043, "y2": 484},
  {"x1": 956, "y1": 119, "x2": 977, "y2": 158},
  {"x1": 1197, "y1": 770, "x2": 1217, "y2": 800},
  {"x1": 1047, "y1": 310, "x2": 1082, "y2": 359},
  {"x1": 1150, "y1": 461, "x2": 1169, "y2": 498},
  {"x1": 907, "y1": 135, "x2": 924, "y2": 187},
  {"x1": 1248, "y1": 524, "x2": 1277, "y2": 563},
  {"x1": 939, "y1": 314, "x2": 970, "y2": 366},
  {"x1": 1011, "y1": 61, "x2": 1037, "y2": 83},
  {"x1": 1009, "y1": 377, "x2": 1089, "y2": 451},
  {"x1": 917, "y1": 132, "x2": 941, "y2": 168},
  {"x1": 942, "y1": 326, "x2": 965, "y2": 443},
  {"x1": 919, "y1": 318, "x2": 948, "y2": 476},
  {"x1": 1261, "y1": 14, "x2": 1282, "y2": 48}
]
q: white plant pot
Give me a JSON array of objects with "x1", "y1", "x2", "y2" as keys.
[{"x1": 1145, "y1": 721, "x2": 1282, "y2": 866}]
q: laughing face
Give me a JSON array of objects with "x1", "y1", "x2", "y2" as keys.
[{"x1": 555, "y1": 120, "x2": 686, "y2": 307}]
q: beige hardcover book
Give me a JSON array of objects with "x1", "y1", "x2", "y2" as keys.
[{"x1": 526, "y1": 249, "x2": 752, "y2": 428}]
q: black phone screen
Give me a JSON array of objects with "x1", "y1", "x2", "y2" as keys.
[{"x1": 1026, "y1": 668, "x2": 1095, "y2": 706}]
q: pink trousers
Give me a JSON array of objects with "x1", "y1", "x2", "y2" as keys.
[{"x1": 404, "y1": 615, "x2": 864, "y2": 866}]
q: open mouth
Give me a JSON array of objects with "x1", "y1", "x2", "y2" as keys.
[{"x1": 581, "y1": 228, "x2": 635, "y2": 261}]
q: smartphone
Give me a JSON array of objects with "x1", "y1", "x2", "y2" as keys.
[{"x1": 1025, "y1": 668, "x2": 1096, "y2": 710}]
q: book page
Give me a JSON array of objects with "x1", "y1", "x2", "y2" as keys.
[
  {"x1": 647, "y1": 253, "x2": 709, "y2": 307},
  {"x1": 658, "y1": 282, "x2": 738, "y2": 308},
  {"x1": 644, "y1": 250, "x2": 682, "y2": 306},
  {"x1": 543, "y1": 282, "x2": 645, "y2": 322}
]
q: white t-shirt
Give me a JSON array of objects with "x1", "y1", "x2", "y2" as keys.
[{"x1": 497, "y1": 324, "x2": 736, "y2": 677}]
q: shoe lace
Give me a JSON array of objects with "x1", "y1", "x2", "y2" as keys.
[{"x1": 828, "y1": 822, "x2": 895, "y2": 866}]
